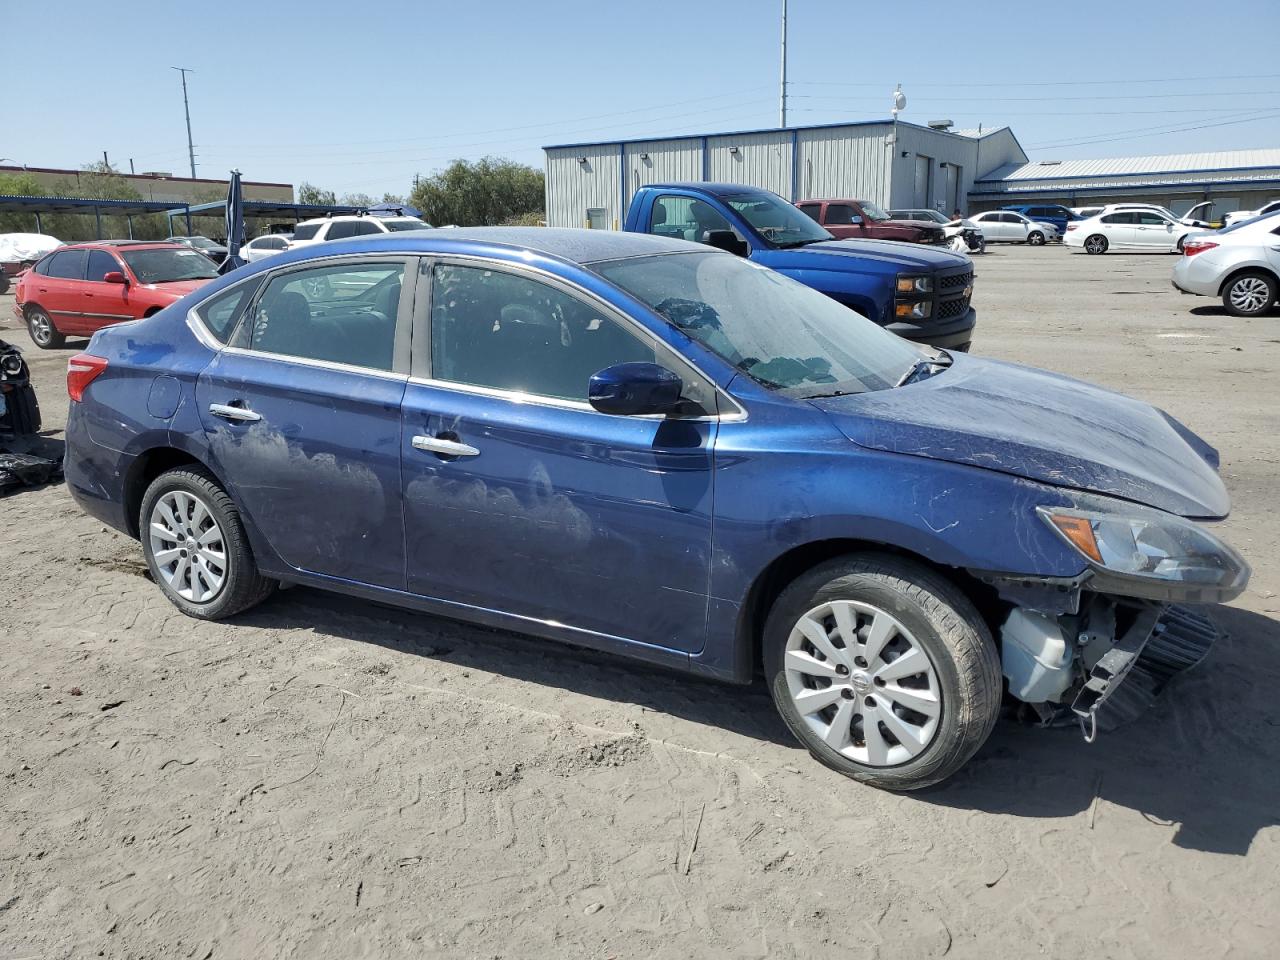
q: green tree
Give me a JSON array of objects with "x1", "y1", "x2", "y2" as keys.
[
  {"x1": 0, "y1": 172, "x2": 46, "y2": 233},
  {"x1": 338, "y1": 192, "x2": 374, "y2": 208},
  {"x1": 408, "y1": 157, "x2": 544, "y2": 226},
  {"x1": 298, "y1": 182, "x2": 337, "y2": 206}
]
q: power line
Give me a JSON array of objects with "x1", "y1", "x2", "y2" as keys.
[{"x1": 1026, "y1": 111, "x2": 1280, "y2": 150}]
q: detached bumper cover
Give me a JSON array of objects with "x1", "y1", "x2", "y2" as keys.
[{"x1": 1073, "y1": 604, "x2": 1219, "y2": 733}]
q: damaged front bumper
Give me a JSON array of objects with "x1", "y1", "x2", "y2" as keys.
[{"x1": 974, "y1": 569, "x2": 1227, "y2": 742}]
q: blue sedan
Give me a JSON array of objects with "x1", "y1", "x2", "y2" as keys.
[{"x1": 63, "y1": 228, "x2": 1249, "y2": 789}]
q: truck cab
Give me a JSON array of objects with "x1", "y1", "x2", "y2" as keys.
[
  {"x1": 796, "y1": 199, "x2": 947, "y2": 245},
  {"x1": 624, "y1": 183, "x2": 977, "y2": 351}
]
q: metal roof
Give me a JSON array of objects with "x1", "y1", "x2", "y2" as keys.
[
  {"x1": 0, "y1": 194, "x2": 186, "y2": 215},
  {"x1": 977, "y1": 149, "x2": 1280, "y2": 184},
  {"x1": 182, "y1": 199, "x2": 361, "y2": 218},
  {"x1": 544, "y1": 117, "x2": 991, "y2": 151}
]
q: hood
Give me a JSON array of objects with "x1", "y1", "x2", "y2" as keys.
[
  {"x1": 143, "y1": 278, "x2": 215, "y2": 299},
  {"x1": 768, "y1": 238, "x2": 970, "y2": 271},
  {"x1": 809, "y1": 353, "x2": 1229, "y2": 518}
]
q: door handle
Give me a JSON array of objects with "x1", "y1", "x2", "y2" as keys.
[
  {"x1": 209, "y1": 402, "x2": 262, "y2": 423},
  {"x1": 412, "y1": 434, "x2": 479, "y2": 458}
]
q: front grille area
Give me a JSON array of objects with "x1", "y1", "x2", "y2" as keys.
[
  {"x1": 937, "y1": 296, "x2": 970, "y2": 320},
  {"x1": 939, "y1": 270, "x2": 973, "y2": 291}
]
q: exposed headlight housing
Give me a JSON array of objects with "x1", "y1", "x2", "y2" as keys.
[
  {"x1": 1037, "y1": 505, "x2": 1250, "y2": 602},
  {"x1": 896, "y1": 275, "x2": 933, "y2": 294}
]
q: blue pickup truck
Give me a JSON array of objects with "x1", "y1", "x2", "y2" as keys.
[{"x1": 624, "y1": 183, "x2": 977, "y2": 350}]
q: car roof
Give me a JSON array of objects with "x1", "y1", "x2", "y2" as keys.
[
  {"x1": 273, "y1": 226, "x2": 697, "y2": 265},
  {"x1": 62, "y1": 240, "x2": 185, "y2": 250},
  {"x1": 295, "y1": 213, "x2": 424, "y2": 226},
  {"x1": 645, "y1": 182, "x2": 779, "y2": 198}
]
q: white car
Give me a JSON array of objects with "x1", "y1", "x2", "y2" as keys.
[
  {"x1": 241, "y1": 234, "x2": 292, "y2": 262},
  {"x1": 1224, "y1": 199, "x2": 1280, "y2": 228},
  {"x1": 967, "y1": 211, "x2": 1059, "y2": 245},
  {"x1": 1171, "y1": 210, "x2": 1280, "y2": 316},
  {"x1": 1065, "y1": 209, "x2": 1195, "y2": 254},
  {"x1": 288, "y1": 214, "x2": 432, "y2": 250}
]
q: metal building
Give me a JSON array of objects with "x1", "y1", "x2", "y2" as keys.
[
  {"x1": 970, "y1": 149, "x2": 1280, "y2": 221},
  {"x1": 543, "y1": 120, "x2": 1028, "y2": 229}
]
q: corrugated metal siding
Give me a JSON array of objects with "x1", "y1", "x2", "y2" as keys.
[
  {"x1": 545, "y1": 145, "x2": 622, "y2": 228},
  {"x1": 707, "y1": 132, "x2": 792, "y2": 197},
  {"x1": 890, "y1": 125, "x2": 981, "y2": 211},
  {"x1": 979, "y1": 148, "x2": 1280, "y2": 185},
  {"x1": 624, "y1": 138, "x2": 703, "y2": 210},
  {"x1": 795, "y1": 124, "x2": 892, "y2": 203}
]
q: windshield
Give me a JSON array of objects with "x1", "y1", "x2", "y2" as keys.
[
  {"x1": 593, "y1": 251, "x2": 922, "y2": 396},
  {"x1": 1218, "y1": 209, "x2": 1280, "y2": 234},
  {"x1": 121, "y1": 249, "x2": 219, "y2": 283},
  {"x1": 381, "y1": 218, "x2": 431, "y2": 232},
  {"x1": 185, "y1": 237, "x2": 219, "y2": 249},
  {"x1": 724, "y1": 193, "x2": 831, "y2": 248},
  {"x1": 859, "y1": 201, "x2": 891, "y2": 222}
]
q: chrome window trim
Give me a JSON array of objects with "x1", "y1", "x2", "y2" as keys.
[
  {"x1": 416, "y1": 252, "x2": 746, "y2": 422},
  {"x1": 186, "y1": 273, "x2": 266, "y2": 349},
  {"x1": 220, "y1": 345, "x2": 410, "y2": 382}
]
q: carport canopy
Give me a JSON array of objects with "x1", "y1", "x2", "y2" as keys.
[
  {"x1": 171, "y1": 199, "x2": 363, "y2": 236},
  {"x1": 0, "y1": 194, "x2": 188, "y2": 239}
]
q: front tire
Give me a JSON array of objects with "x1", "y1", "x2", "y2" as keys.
[
  {"x1": 1084, "y1": 234, "x2": 1109, "y2": 255},
  {"x1": 764, "y1": 554, "x2": 1001, "y2": 791},
  {"x1": 1027, "y1": 231, "x2": 1045, "y2": 246},
  {"x1": 1222, "y1": 271, "x2": 1278, "y2": 317},
  {"x1": 140, "y1": 467, "x2": 276, "y2": 620},
  {"x1": 26, "y1": 307, "x2": 65, "y2": 349}
]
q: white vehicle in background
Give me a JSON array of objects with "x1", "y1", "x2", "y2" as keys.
[
  {"x1": 241, "y1": 233, "x2": 293, "y2": 262},
  {"x1": 967, "y1": 210, "x2": 1059, "y2": 245},
  {"x1": 1065, "y1": 209, "x2": 1195, "y2": 254},
  {"x1": 1099, "y1": 202, "x2": 1210, "y2": 230},
  {"x1": 1172, "y1": 210, "x2": 1280, "y2": 316},
  {"x1": 1224, "y1": 199, "x2": 1280, "y2": 228},
  {"x1": 887, "y1": 208, "x2": 986, "y2": 254},
  {"x1": 287, "y1": 213, "x2": 431, "y2": 250},
  {"x1": 1071, "y1": 205, "x2": 1104, "y2": 219},
  {"x1": 0, "y1": 232, "x2": 62, "y2": 294}
]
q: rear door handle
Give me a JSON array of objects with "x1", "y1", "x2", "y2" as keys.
[
  {"x1": 412, "y1": 435, "x2": 479, "y2": 457},
  {"x1": 209, "y1": 402, "x2": 262, "y2": 423}
]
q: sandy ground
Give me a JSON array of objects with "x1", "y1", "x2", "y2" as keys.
[{"x1": 1, "y1": 246, "x2": 1278, "y2": 959}]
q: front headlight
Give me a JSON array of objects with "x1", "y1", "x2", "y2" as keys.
[
  {"x1": 896, "y1": 275, "x2": 933, "y2": 294},
  {"x1": 895, "y1": 300, "x2": 932, "y2": 319},
  {"x1": 1037, "y1": 505, "x2": 1249, "y2": 600}
]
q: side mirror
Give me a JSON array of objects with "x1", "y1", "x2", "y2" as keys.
[
  {"x1": 103, "y1": 271, "x2": 128, "y2": 285},
  {"x1": 702, "y1": 229, "x2": 748, "y2": 257},
  {"x1": 848, "y1": 215, "x2": 864, "y2": 225},
  {"x1": 588, "y1": 362, "x2": 684, "y2": 416}
]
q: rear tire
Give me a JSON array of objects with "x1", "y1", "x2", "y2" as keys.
[
  {"x1": 1084, "y1": 234, "x2": 1108, "y2": 255},
  {"x1": 764, "y1": 554, "x2": 1002, "y2": 791},
  {"x1": 25, "y1": 307, "x2": 65, "y2": 349},
  {"x1": 139, "y1": 467, "x2": 276, "y2": 620},
  {"x1": 1027, "y1": 231, "x2": 1045, "y2": 246},
  {"x1": 1221, "y1": 271, "x2": 1278, "y2": 317}
]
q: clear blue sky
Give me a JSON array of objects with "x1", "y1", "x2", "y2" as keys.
[{"x1": 8, "y1": 0, "x2": 1280, "y2": 196}]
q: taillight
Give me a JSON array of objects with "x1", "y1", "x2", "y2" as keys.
[
  {"x1": 67, "y1": 354, "x2": 108, "y2": 402},
  {"x1": 1182, "y1": 240, "x2": 1219, "y2": 257},
  {"x1": 1065, "y1": 223, "x2": 1078, "y2": 231}
]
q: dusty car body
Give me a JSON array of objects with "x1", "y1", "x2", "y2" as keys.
[{"x1": 62, "y1": 228, "x2": 1249, "y2": 790}]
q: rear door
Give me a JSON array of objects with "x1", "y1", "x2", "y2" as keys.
[
  {"x1": 399, "y1": 258, "x2": 718, "y2": 654},
  {"x1": 195, "y1": 255, "x2": 414, "y2": 588},
  {"x1": 35, "y1": 250, "x2": 88, "y2": 330},
  {"x1": 1099, "y1": 212, "x2": 1138, "y2": 247}
]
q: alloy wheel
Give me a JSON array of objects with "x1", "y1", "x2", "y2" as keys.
[
  {"x1": 1085, "y1": 235, "x2": 1107, "y2": 255},
  {"x1": 28, "y1": 311, "x2": 53, "y2": 346},
  {"x1": 784, "y1": 600, "x2": 942, "y2": 766},
  {"x1": 148, "y1": 490, "x2": 228, "y2": 603},
  {"x1": 1228, "y1": 276, "x2": 1272, "y2": 315}
]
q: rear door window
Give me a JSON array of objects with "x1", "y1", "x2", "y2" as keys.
[
  {"x1": 45, "y1": 250, "x2": 88, "y2": 280},
  {"x1": 291, "y1": 223, "x2": 323, "y2": 241},
  {"x1": 1102, "y1": 213, "x2": 1137, "y2": 224},
  {"x1": 797, "y1": 203, "x2": 822, "y2": 222}
]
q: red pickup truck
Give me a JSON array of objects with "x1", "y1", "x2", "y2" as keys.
[{"x1": 796, "y1": 199, "x2": 947, "y2": 244}]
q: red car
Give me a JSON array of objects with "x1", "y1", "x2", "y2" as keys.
[
  {"x1": 14, "y1": 240, "x2": 219, "y2": 349},
  {"x1": 795, "y1": 199, "x2": 947, "y2": 244}
]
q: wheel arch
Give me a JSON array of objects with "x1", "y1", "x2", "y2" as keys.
[
  {"x1": 123, "y1": 446, "x2": 220, "y2": 539},
  {"x1": 732, "y1": 537, "x2": 1002, "y2": 682},
  {"x1": 1217, "y1": 264, "x2": 1280, "y2": 297}
]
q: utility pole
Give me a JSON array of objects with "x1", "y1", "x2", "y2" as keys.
[
  {"x1": 103, "y1": 150, "x2": 110, "y2": 170},
  {"x1": 129, "y1": 158, "x2": 135, "y2": 174},
  {"x1": 779, "y1": 0, "x2": 788, "y2": 128},
  {"x1": 172, "y1": 66, "x2": 197, "y2": 179}
]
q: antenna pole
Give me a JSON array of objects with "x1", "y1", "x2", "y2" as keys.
[
  {"x1": 173, "y1": 67, "x2": 197, "y2": 179},
  {"x1": 779, "y1": 0, "x2": 788, "y2": 128}
]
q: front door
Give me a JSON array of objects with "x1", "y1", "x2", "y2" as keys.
[
  {"x1": 195, "y1": 257, "x2": 414, "y2": 588},
  {"x1": 1133, "y1": 211, "x2": 1177, "y2": 249},
  {"x1": 400, "y1": 259, "x2": 717, "y2": 653},
  {"x1": 81, "y1": 249, "x2": 134, "y2": 333}
]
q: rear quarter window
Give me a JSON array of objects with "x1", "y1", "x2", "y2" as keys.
[{"x1": 195, "y1": 281, "x2": 259, "y2": 344}]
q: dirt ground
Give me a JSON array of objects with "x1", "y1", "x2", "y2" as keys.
[{"x1": 1, "y1": 245, "x2": 1278, "y2": 959}]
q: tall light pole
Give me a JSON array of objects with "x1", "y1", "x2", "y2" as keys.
[
  {"x1": 779, "y1": 0, "x2": 788, "y2": 128},
  {"x1": 172, "y1": 66, "x2": 197, "y2": 179}
]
